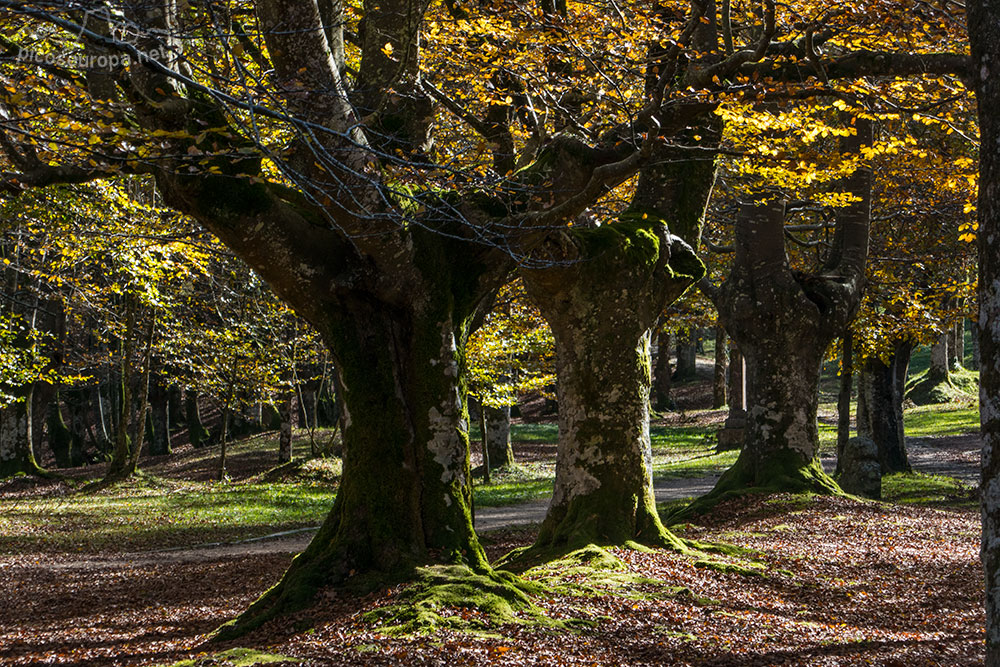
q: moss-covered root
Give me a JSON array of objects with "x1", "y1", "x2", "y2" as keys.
[
  {"x1": 362, "y1": 565, "x2": 545, "y2": 634},
  {"x1": 667, "y1": 451, "x2": 843, "y2": 524},
  {"x1": 499, "y1": 505, "x2": 693, "y2": 574}
]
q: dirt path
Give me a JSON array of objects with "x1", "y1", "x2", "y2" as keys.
[{"x1": 26, "y1": 432, "x2": 978, "y2": 571}]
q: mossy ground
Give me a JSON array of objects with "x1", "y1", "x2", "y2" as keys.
[
  {"x1": 361, "y1": 565, "x2": 545, "y2": 634},
  {"x1": 905, "y1": 366, "x2": 978, "y2": 405},
  {"x1": 164, "y1": 648, "x2": 296, "y2": 666}
]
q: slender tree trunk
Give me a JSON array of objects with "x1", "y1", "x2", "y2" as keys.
[
  {"x1": 954, "y1": 319, "x2": 965, "y2": 369},
  {"x1": 105, "y1": 301, "x2": 138, "y2": 481},
  {"x1": 836, "y1": 336, "x2": 853, "y2": 475},
  {"x1": 484, "y1": 405, "x2": 514, "y2": 469},
  {"x1": 973, "y1": 319, "x2": 982, "y2": 370},
  {"x1": 480, "y1": 406, "x2": 490, "y2": 485},
  {"x1": 522, "y1": 220, "x2": 702, "y2": 549},
  {"x1": 712, "y1": 326, "x2": 728, "y2": 409},
  {"x1": 185, "y1": 389, "x2": 211, "y2": 448},
  {"x1": 652, "y1": 329, "x2": 674, "y2": 411},
  {"x1": 167, "y1": 384, "x2": 185, "y2": 430},
  {"x1": 966, "y1": 9, "x2": 1000, "y2": 661},
  {"x1": 857, "y1": 343, "x2": 912, "y2": 474},
  {"x1": 278, "y1": 389, "x2": 294, "y2": 463}
]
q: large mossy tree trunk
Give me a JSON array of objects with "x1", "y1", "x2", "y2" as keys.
[
  {"x1": 702, "y1": 122, "x2": 872, "y2": 503},
  {"x1": 522, "y1": 220, "x2": 703, "y2": 550},
  {"x1": 967, "y1": 7, "x2": 1000, "y2": 661},
  {"x1": 856, "y1": 342, "x2": 913, "y2": 474},
  {"x1": 225, "y1": 277, "x2": 495, "y2": 637}
]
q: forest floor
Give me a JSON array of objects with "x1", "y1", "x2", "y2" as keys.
[{"x1": 0, "y1": 364, "x2": 985, "y2": 666}]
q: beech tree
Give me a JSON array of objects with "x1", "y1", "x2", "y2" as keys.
[
  {"x1": 0, "y1": 0, "x2": 972, "y2": 634},
  {"x1": 967, "y1": 1, "x2": 1000, "y2": 662}
]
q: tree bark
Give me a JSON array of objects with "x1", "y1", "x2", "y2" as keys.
[
  {"x1": 930, "y1": 333, "x2": 950, "y2": 383},
  {"x1": 185, "y1": 389, "x2": 211, "y2": 448},
  {"x1": 673, "y1": 328, "x2": 699, "y2": 381},
  {"x1": 836, "y1": 335, "x2": 853, "y2": 475},
  {"x1": 0, "y1": 385, "x2": 41, "y2": 478},
  {"x1": 484, "y1": 405, "x2": 514, "y2": 469},
  {"x1": 953, "y1": 318, "x2": 965, "y2": 369},
  {"x1": 966, "y1": 6, "x2": 1000, "y2": 661},
  {"x1": 47, "y1": 394, "x2": 76, "y2": 468},
  {"x1": 712, "y1": 326, "x2": 728, "y2": 409},
  {"x1": 522, "y1": 220, "x2": 702, "y2": 549},
  {"x1": 278, "y1": 389, "x2": 294, "y2": 464},
  {"x1": 707, "y1": 120, "x2": 871, "y2": 500},
  {"x1": 652, "y1": 329, "x2": 674, "y2": 411},
  {"x1": 148, "y1": 374, "x2": 171, "y2": 456},
  {"x1": 973, "y1": 319, "x2": 982, "y2": 370},
  {"x1": 856, "y1": 342, "x2": 913, "y2": 474}
]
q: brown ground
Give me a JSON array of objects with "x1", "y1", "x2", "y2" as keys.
[
  {"x1": 1, "y1": 364, "x2": 985, "y2": 666},
  {"x1": 0, "y1": 494, "x2": 982, "y2": 666}
]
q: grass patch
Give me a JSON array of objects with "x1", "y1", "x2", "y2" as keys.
[
  {"x1": 904, "y1": 405, "x2": 980, "y2": 437},
  {"x1": 0, "y1": 477, "x2": 334, "y2": 553},
  {"x1": 882, "y1": 472, "x2": 977, "y2": 510},
  {"x1": 650, "y1": 426, "x2": 739, "y2": 479},
  {"x1": 473, "y1": 463, "x2": 554, "y2": 507},
  {"x1": 469, "y1": 423, "x2": 559, "y2": 443}
]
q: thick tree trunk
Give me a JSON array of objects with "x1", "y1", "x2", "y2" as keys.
[
  {"x1": 712, "y1": 326, "x2": 728, "y2": 409},
  {"x1": 967, "y1": 7, "x2": 1000, "y2": 661},
  {"x1": 167, "y1": 384, "x2": 185, "y2": 430},
  {"x1": 930, "y1": 333, "x2": 950, "y2": 382},
  {"x1": 716, "y1": 326, "x2": 837, "y2": 493},
  {"x1": 47, "y1": 395, "x2": 76, "y2": 468},
  {"x1": 673, "y1": 328, "x2": 698, "y2": 381},
  {"x1": 0, "y1": 386, "x2": 41, "y2": 478},
  {"x1": 836, "y1": 335, "x2": 853, "y2": 475},
  {"x1": 522, "y1": 220, "x2": 702, "y2": 549},
  {"x1": 856, "y1": 343, "x2": 912, "y2": 474},
  {"x1": 484, "y1": 405, "x2": 514, "y2": 469},
  {"x1": 707, "y1": 139, "x2": 871, "y2": 499},
  {"x1": 223, "y1": 287, "x2": 493, "y2": 637},
  {"x1": 652, "y1": 330, "x2": 674, "y2": 411},
  {"x1": 148, "y1": 375, "x2": 171, "y2": 456},
  {"x1": 185, "y1": 390, "x2": 211, "y2": 448}
]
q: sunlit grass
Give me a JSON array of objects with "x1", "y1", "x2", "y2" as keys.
[
  {"x1": 904, "y1": 405, "x2": 979, "y2": 437},
  {"x1": 0, "y1": 477, "x2": 334, "y2": 554},
  {"x1": 882, "y1": 471, "x2": 977, "y2": 510},
  {"x1": 473, "y1": 462, "x2": 554, "y2": 507}
]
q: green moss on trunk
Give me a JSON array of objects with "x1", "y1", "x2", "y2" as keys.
[{"x1": 520, "y1": 218, "x2": 703, "y2": 556}]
